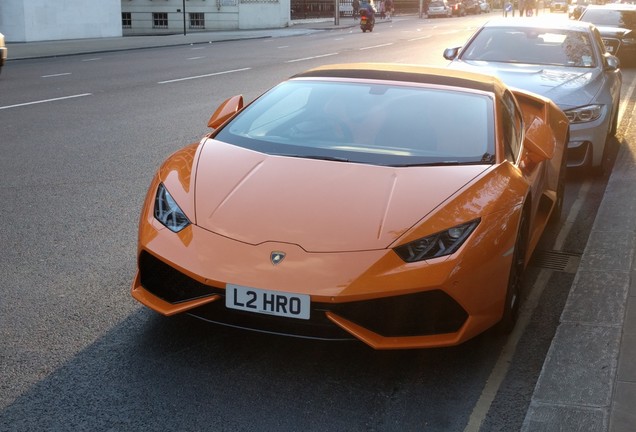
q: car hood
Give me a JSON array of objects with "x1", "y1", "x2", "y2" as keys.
[
  {"x1": 597, "y1": 26, "x2": 632, "y2": 38},
  {"x1": 449, "y1": 60, "x2": 603, "y2": 109},
  {"x1": 193, "y1": 140, "x2": 489, "y2": 252}
]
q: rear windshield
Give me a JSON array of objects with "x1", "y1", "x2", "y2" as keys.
[
  {"x1": 214, "y1": 79, "x2": 495, "y2": 167},
  {"x1": 461, "y1": 27, "x2": 597, "y2": 67},
  {"x1": 580, "y1": 9, "x2": 636, "y2": 29}
]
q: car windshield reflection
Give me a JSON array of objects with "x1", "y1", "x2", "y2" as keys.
[
  {"x1": 214, "y1": 80, "x2": 496, "y2": 167},
  {"x1": 461, "y1": 27, "x2": 597, "y2": 68}
]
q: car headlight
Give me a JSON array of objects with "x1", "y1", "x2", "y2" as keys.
[
  {"x1": 394, "y1": 219, "x2": 480, "y2": 263},
  {"x1": 154, "y1": 183, "x2": 191, "y2": 233},
  {"x1": 564, "y1": 105, "x2": 602, "y2": 124}
]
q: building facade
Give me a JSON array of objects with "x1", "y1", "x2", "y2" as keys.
[
  {"x1": 121, "y1": 0, "x2": 291, "y2": 35},
  {"x1": 0, "y1": 0, "x2": 122, "y2": 42},
  {"x1": 0, "y1": 0, "x2": 291, "y2": 42}
]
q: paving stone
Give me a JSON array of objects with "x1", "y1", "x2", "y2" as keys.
[
  {"x1": 532, "y1": 323, "x2": 621, "y2": 407},
  {"x1": 523, "y1": 402, "x2": 606, "y2": 432},
  {"x1": 561, "y1": 271, "x2": 629, "y2": 326}
]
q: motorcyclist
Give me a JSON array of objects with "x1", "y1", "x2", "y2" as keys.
[{"x1": 359, "y1": 0, "x2": 376, "y2": 25}]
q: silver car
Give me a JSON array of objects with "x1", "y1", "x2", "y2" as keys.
[
  {"x1": 443, "y1": 19, "x2": 622, "y2": 172},
  {"x1": 428, "y1": 0, "x2": 453, "y2": 17}
]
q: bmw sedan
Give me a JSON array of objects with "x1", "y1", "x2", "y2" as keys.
[{"x1": 444, "y1": 18, "x2": 622, "y2": 172}]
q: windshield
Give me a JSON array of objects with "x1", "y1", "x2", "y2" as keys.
[
  {"x1": 214, "y1": 80, "x2": 495, "y2": 167},
  {"x1": 460, "y1": 27, "x2": 597, "y2": 67},
  {"x1": 581, "y1": 9, "x2": 636, "y2": 29}
]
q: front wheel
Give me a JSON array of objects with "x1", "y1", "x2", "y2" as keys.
[{"x1": 497, "y1": 209, "x2": 528, "y2": 333}]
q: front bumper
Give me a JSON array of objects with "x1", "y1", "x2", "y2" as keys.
[
  {"x1": 566, "y1": 105, "x2": 612, "y2": 169},
  {"x1": 132, "y1": 205, "x2": 518, "y2": 349}
]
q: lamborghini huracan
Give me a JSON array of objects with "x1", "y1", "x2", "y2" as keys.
[{"x1": 131, "y1": 64, "x2": 568, "y2": 350}]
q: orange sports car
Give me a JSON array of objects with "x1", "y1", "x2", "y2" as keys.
[{"x1": 131, "y1": 64, "x2": 568, "y2": 349}]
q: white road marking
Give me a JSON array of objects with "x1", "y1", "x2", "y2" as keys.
[
  {"x1": 463, "y1": 173, "x2": 602, "y2": 431},
  {"x1": 360, "y1": 43, "x2": 394, "y2": 50},
  {"x1": 286, "y1": 52, "x2": 339, "y2": 63},
  {"x1": 0, "y1": 93, "x2": 92, "y2": 110},
  {"x1": 157, "y1": 67, "x2": 251, "y2": 84},
  {"x1": 187, "y1": 56, "x2": 205, "y2": 60},
  {"x1": 408, "y1": 35, "x2": 432, "y2": 41},
  {"x1": 464, "y1": 82, "x2": 636, "y2": 430},
  {"x1": 41, "y1": 73, "x2": 72, "y2": 78},
  {"x1": 463, "y1": 269, "x2": 554, "y2": 432},
  {"x1": 81, "y1": 58, "x2": 101, "y2": 62},
  {"x1": 618, "y1": 78, "x2": 636, "y2": 126}
]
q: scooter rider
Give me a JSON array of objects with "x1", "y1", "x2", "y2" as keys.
[{"x1": 359, "y1": 0, "x2": 376, "y2": 26}]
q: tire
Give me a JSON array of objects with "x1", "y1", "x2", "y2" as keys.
[{"x1": 497, "y1": 209, "x2": 528, "y2": 333}]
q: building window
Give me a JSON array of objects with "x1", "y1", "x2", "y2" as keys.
[
  {"x1": 189, "y1": 12, "x2": 205, "y2": 29},
  {"x1": 122, "y1": 12, "x2": 132, "y2": 29},
  {"x1": 153, "y1": 12, "x2": 168, "y2": 29}
]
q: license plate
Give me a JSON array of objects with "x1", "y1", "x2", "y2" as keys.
[{"x1": 226, "y1": 284, "x2": 310, "y2": 320}]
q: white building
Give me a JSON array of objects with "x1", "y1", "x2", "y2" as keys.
[
  {"x1": 0, "y1": 0, "x2": 292, "y2": 42},
  {"x1": 0, "y1": 0, "x2": 122, "y2": 42},
  {"x1": 121, "y1": 0, "x2": 292, "y2": 35}
]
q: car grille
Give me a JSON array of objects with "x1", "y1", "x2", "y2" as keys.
[
  {"x1": 328, "y1": 291, "x2": 467, "y2": 337},
  {"x1": 139, "y1": 251, "x2": 219, "y2": 303},
  {"x1": 138, "y1": 251, "x2": 469, "y2": 339}
]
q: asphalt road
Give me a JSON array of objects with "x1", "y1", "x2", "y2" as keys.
[{"x1": 1, "y1": 13, "x2": 634, "y2": 431}]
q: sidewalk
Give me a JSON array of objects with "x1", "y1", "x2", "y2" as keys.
[
  {"x1": 5, "y1": 17, "x2": 366, "y2": 60},
  {"x1": 4, "y1": 19, "x2": 635, "y2": 431}
]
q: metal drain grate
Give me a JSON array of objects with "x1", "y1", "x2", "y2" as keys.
[{"x1": 531, "y1": 250, "x2": 582, "y2": 274}]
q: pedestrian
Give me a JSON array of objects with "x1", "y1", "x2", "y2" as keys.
[
  {"x1": 518, "y1": 0, "x2": 525, "y2": 16},
  {"x1": 352, "y1": 0, "x2": 360, "y2": 20},
  {"x1": 385, "y1": 0, "x2": 393, "y2": 19}
]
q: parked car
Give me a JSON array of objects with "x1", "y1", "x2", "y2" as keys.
[
  {"x1": 444, "y1": 18, "x2": 622, "y2": 172},
  {"x1": 448, "y1": 0, "x2": 467, "y2": 15},
  {"x1": 550, "y1": 0, "x2": 567, "y2": 12},
  {"x1": 428, "y1": 0, "x2": 453, "y2": 17},
  {"x1": 0, "y1": 32, "x2": 7, "y2": 75},
  {"x1": 131, "y1": 63, "x2": 568, "y2": 349},
  {"x1": 579, "y1": 4, "x2": 636, "y2": 66},
  {"x1": 479, "y1": 0, "x2": 492, "y2": 12},
  {"x1": 464, "y1": 0, "x2": 482, "y2": 14}
]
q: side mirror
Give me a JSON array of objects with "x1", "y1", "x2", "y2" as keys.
[
  {"x1": 207, "y1": 95, "x2": 244, "y2": 129},
  {"x1": 524, "y1": 117, "x2": 554, "y2": 163},
  {"x1": 443, "y1": 47, "x2": 461, "y2": 61},
  {"x1": 604, "y1": 53, "x2": 620, "y2": 71}
]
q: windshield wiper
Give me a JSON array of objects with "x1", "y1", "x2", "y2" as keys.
[{"x1": 276, "y1": 154, "x2": 351, "y2": 163}]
